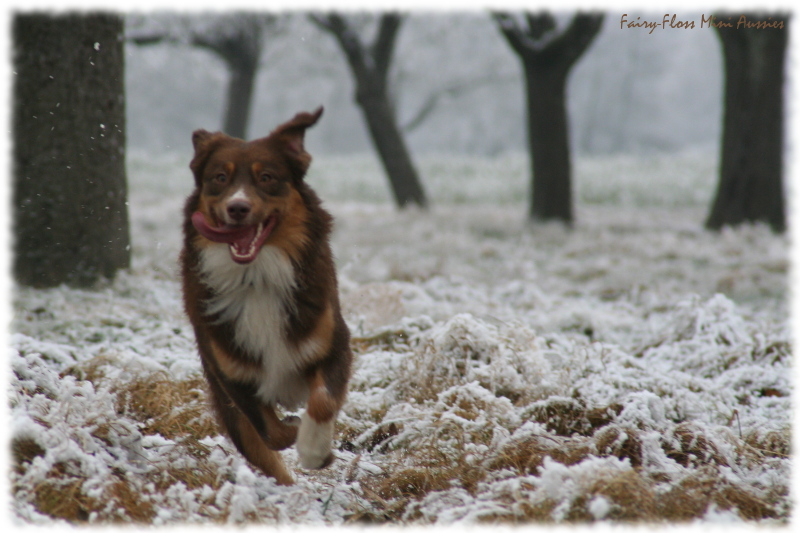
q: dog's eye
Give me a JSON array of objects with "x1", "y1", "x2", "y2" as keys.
[
  {"x1": 260, "y1": 172, "x2": 274, "y2": 183},
  {"x1": 215, "y1": 173, "x2": 227, "y2": 184}
]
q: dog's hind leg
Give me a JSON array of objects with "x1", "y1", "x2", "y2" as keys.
[
  {"x1": 260, "y1": 403, "x2": 299, "y2": 450},
  {"x1": 235, "y1": 410, "x2": 294, "y2": 485},
  {"x1": 204, "y1": 364, "x2": 294, "y2": 485}
]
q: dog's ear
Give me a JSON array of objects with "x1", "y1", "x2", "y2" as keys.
[
  {"x1": 268, "y1": 107, "x2": 324, "y2": 176},
  {"x1": 192, "y1": 129, "x2": 215, "y2": 152},
  {"x1": 190, "y1": 129, "x2": 229, "y2": 185}
]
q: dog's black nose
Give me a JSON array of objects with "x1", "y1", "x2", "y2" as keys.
[{"x1": 227, "y1": 200, "x2": 252, "y2": 222}]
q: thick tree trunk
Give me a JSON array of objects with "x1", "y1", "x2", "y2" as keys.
[
  {"x1": 706, "y1": 14, "x2": 787, "y2": 233},
  {"x1": 494, "y1": 12, "x2": 604, "y2": 224},
  {"x1": 525, "y1": 66, "x2": 572, "y2": 222},
  {"x1": 13, "y1": 13, "x2": 130, "y2": 288}
]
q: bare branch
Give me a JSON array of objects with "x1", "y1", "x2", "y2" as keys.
[
  {"x1": 309, "y1": 12, "x2": 371, "y2": 76},
  {"x1": 308, "y1": 12, "x2": 340, "y2": 33},
  {"x1": 491, "y1": 12, "x2": 528, "y2": 56},
  {"x1": 402, "y1": 74, "x2": 517, "y2": 132},
  {"x1": 494, "y1": 11, "x2": 604, "y2": 62},
  {"x1": 309, "y1": 13, "x2": 361, "y2": 52},
  {"x1": 126, "y1": 13, "x2": 278, "y2": 69},
  {"x1": 554, "y1": 13, "x2": 605, "y2": 65}
]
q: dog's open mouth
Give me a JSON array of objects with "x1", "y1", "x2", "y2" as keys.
[{"x1": 191, "y1": 211, "x2": 278, "y2": 264}]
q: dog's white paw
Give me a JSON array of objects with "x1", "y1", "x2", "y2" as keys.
[{"x1": 296, "y1": 412, "x2": 335, "y2": 469}]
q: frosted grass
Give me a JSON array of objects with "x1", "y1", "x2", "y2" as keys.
[{"x1": 10, "y1": 150, "x2": 789, "y2": 525}]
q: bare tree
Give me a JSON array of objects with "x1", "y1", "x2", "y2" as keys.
[
  {"x1": 13, "y1": 13, "x2": 130, "y2": 288},
  {"x1": 310, "y1": 12, "x2": 427, "y2": 208},
  {"x1": 128, "y1": 13, "x2": 277, "y2": 139},
  {"x1": 706, "y1": 13, "x2": 788, "y2": 233},
  {"x1": 493, "y1": 12, "x2": 604, "y2": 223}
]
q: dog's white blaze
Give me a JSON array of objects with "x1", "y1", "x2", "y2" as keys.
[
  {"x1": 228, "y1": 187, "x2": 248, "y2": 202},
  {"x1": 222, "y1": 188, "x2": 251, "y2": 225},
  {"x1": 296, "y1": 411, "x2": 334, "y2": 469},
  {"x1": 198, "y1": 243, "x2": 322, "y2": 408}
]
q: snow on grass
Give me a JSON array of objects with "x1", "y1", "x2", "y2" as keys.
[{"x1": 9, "y1": 150, "x2": 791, "y2": 525}]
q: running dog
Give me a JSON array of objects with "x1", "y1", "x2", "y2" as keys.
[{"x1": 180, "y1": 107, "x2": 351, "y2": 485}]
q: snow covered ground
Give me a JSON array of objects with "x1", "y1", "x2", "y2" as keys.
[{"x1": 9, "y1": 150, "x2": 791, "y2": 525}]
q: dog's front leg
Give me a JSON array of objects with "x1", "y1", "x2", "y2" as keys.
[{"x1": 296, "y1": 368, "x2": 340, "y2": 469}]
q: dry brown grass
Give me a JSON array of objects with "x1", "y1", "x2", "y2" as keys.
[
  {"x1": 526, "y1": 398, "x2": 622, "y2": 437},
  {"x1": 386, "y1": 433, "x2": 486, "y2": 494},
  {"x1": 62, "y1": 358, "x2": 215, "y2": 440},
  {"x1": 12, "y1": 363, "x2": 229, "y2": 524},
  {"x1": 569, "y1": 469, "x2": 659, "y2": 522},
  {"x1": 59, "y1": 354, "x2": 119, "y2": 383},
  {"x1": 657, "y1": 468, "x2": 783, "y2": 522},
  {"x1": 351, "y1": 391, "x2": 790, "y2": 525},
  {"x1": 489, "y1": 434, "x2": 591, "y2": 475},
  {"x1": 33, "y1": 473, "x2": 96, "y2": 522},
  {"x1": 111, "y1": 372, "x2": 231, "y2": 522},
  {"x1": 351, "y1": 329, "x2": 411, "y2": 353},
  {"x1": 13, "y1": 351, "x2": 791, "y2": 525},
  {"x1": 107, "y1": 478, "x2": 158, "y2": 522},
  {"x1": 743, "y1": 428, "x2": 791, "y2": 459},
  {"x1": 594, "y1": 426, "x2": 643, "y2": 467},
  {"x1": 473, "y1": 470, "x2": 662, "y2": 524},
  {"x1": 115, "y1": 373, "x2": 217, "y2": 440},
  {"x1": 11, "y1": 437, "x2": 45, "y2": 475},
  {"x1": 29, "y1": 460, "x2": 158, "y2": 524},
  {"x1": 661, "y1": 423, "x2": 729, "y2": 468}
]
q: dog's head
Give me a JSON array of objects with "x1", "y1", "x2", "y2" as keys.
[{"x1": 189, "y1": 107, "x2": 323, "y2": 264}]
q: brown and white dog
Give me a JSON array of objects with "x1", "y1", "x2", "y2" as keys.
[{"x1": 180, "y1": 107, "x2": 352, "y2": 485}]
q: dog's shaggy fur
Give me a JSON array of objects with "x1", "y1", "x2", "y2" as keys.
[{"x1": 180, "y1": 108, "x2": 352, "y2": 485}]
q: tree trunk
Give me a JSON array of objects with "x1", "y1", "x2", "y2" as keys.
[
  {"x1": 222, "y1": 56, "x2": 259, "y2": 139},
  {"x1": 706, "y1": 13, "x2": 787, "y2": 233},
  {"x1": 13, "y1": 13, "x2": 130, "y2": 288},
  {"x1": 525, "y1": 66, "x2": 572, "y2": 222},
  {"x1": 356, "y1": 85, "x2": 428, "y2": 208},
  {"x1": 311, "y1": 13, "x2": 428, "y2": 208},
  {"x1": 127, "y1": 13, "x2": 268, "y2": 140},
  {"x1": 494, "y1": 12, "x2": 604, "y2": 224}
]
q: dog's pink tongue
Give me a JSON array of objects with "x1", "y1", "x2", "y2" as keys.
[{"x1": 191, "y1": 211, "x2": 256, "y2": 245}]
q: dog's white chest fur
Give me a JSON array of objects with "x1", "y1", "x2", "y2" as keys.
[{"x1": 198, "y1": 244, "x2": 312, "y2": 408}]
